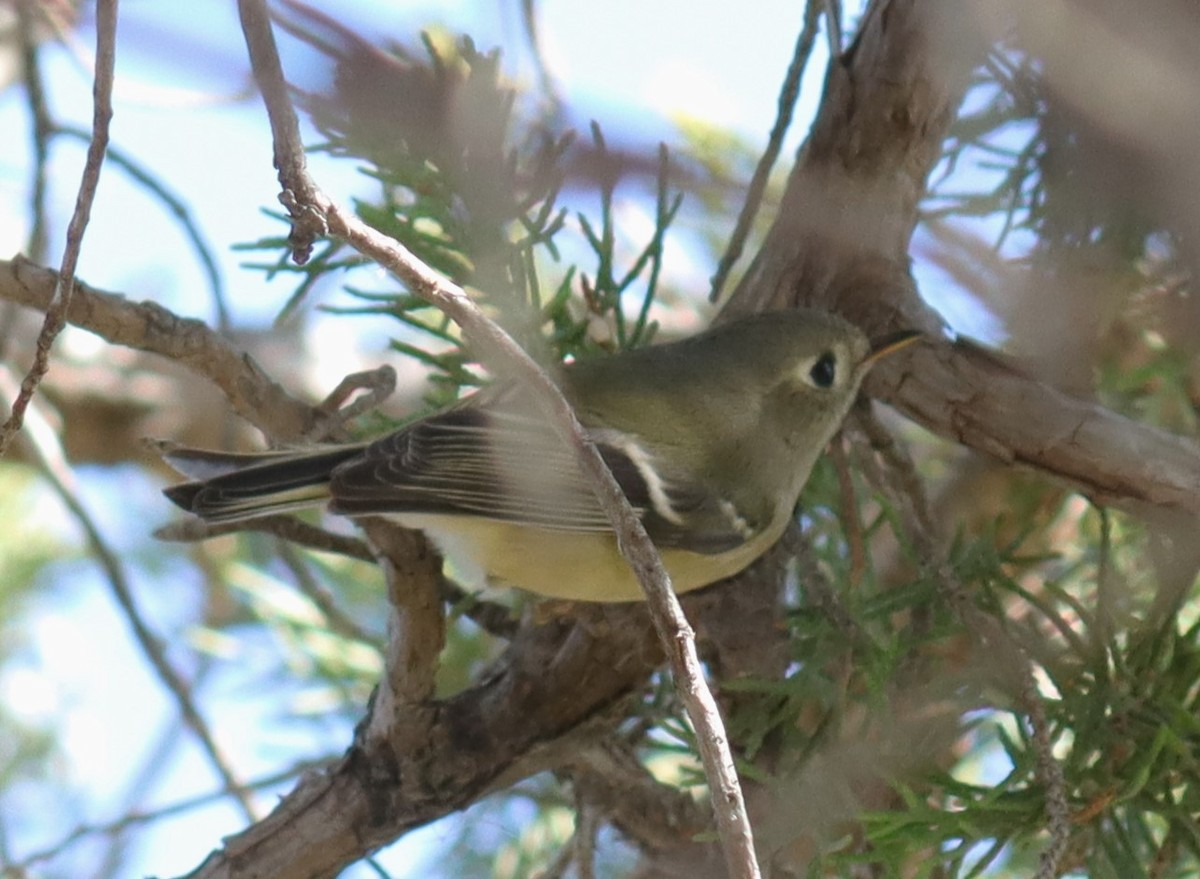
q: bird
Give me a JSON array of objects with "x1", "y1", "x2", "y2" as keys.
[{"x1": 162, "y1": 309, "x2": 919, "y2": 602}]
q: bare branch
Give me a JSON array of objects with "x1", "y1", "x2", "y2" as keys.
[
  {"x1": 309, "y1": 365, "x2": 396, "y2": 439},
  {"x1": 276, "y1": 541, "x2": 379, "y2": 645},
  {"x1": 573, "y1": 788, "x2": 598, "y2": 879},
  {"x1": 438, "y1": 582, "x2": 519, "y2": 641},
  {"x1": 720, "y1": 0, "x2": 1200, "y2": 512},
  {"x1": 155, "y1": 513, "x2": 375, "y2": 561},
  {"x1": 0, "y1": 0, "x2": 117, "y2": 458},
  {"x1": 236, "y1": 0, "x2": 325, "y2": 263},
  {"x1": 710, "y1": 0, "x2": 823, "y2": 303},
  {"x1": 829, "y1": 435, "x2": 867, "y2": 584},
  {"x1": 0, "y1": 257, "x2": 320, "y2": 442},
  {"x1": 871, "y1": 338, "x2": 1200, "y2": 514},
  {"x1": 1026, "y1": 675, "x2": 1071, "y2": 879},
  {"x1": 16, "y1": 0, "x2": 53, "y2": 262},
  {"x1": 723, "y1": 0, "x2": 982, "y2": 323}
]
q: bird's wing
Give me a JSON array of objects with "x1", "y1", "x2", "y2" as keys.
[{"x1": 327, "y1": 401, "x2": 759, "y2": 555}]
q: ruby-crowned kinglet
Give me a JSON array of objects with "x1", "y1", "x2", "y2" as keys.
[{"x1": 163, "y1": 309, "x2": 918, "y2": 601}]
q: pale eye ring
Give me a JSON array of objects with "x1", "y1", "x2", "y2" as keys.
[{"x1": 809, "y1": 352, "x2": 837, "y2": 388}]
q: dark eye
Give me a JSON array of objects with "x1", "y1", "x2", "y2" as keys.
[{"x1": 809, "y1": 352, "x2": 837, "y2": 388}]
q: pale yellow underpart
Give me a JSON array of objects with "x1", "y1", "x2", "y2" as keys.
[{"x1": 392, "y1": 512, "x2": 788, "y2": 602}]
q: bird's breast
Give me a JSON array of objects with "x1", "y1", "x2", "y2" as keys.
[{"x1": 388, "y1": 513, "x2": 782, "y2": 602}]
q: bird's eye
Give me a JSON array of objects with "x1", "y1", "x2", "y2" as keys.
[{"x1": 809, "y1": 352, "x2": 837, "y2": 389}]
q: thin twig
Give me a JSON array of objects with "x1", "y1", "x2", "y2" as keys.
[
  {"x1": 573, "y1": 785, "x2": 597, "y2": 879},
  {"x1": 309, "y1": 364, "x2": 397, "y2": 439},
  {"x1": 519, "y1": 0, "x2": 565, "y2": 116},
  {"x1": 852, "y1": 404, "x2": 936, "y2": 540},
  {"x1": 533, "y1": 833, "x2": 577, "y2": 879},
  {"x1": 157, "y1": 513, "x2": 520, "y2": 639},
  {"x1": 0, "y1": 368, "x2": 258, "y2": 822},
  {"x1": 0, "y1": 813, "x2": 11, "y2": 870},
  {"x1": 17, "y1": 0, "x2": 53, "y2": 263},
  {"x1": 783, "y1": 523, "x2": 861, "y2": 637},
  {"x1": 9, "y1": 759, "x2": 326, "y2": 872},
  {"x1": 1094, "y1": 504, "x2": 1115, "y2": 647},
  {"x1": 155, "y1": 513, "x2": 376, "y2": 560},
  {"x1": 849, "y1": 403, "x2": 935, "y2": 637},
  {"x1": 440, "y1": 581, "x2": 519, "y2": 640},
  {"x1": 54, "y1": 124, "x2": 232, "y2": 332},
  {"x1": 830, "y1": 434, "x2": 867, "y2": 584},
  {"x1": 709, "y1": 0, "x2": 822, "y2": 303},
  {"x1": 1026, "y1": 673, "x2": 1070, "y2": 879},
  {"x1": 0, "y1": 0, "x2": 53, "y2": 370},
  {"x1": 362, "y1": 856, "x2": 395, "y2": 879},
  {"x1": 0, "y1": 0, "x2": 117, "y2": 458},
  {"x1": 822, "y1": 0, "x2": 843, "y2": 57},
  {"x1": 236, "y1": 2, "x2": 760, "y2": 873},
  {"x1": 570, "y1": 740, "x2": 709, "y2": 852},
  {"x1": 237, "y1": 0, "x2": 325, "y2": 263}
]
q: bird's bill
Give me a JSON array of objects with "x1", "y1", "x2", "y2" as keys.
[{"x1": 860, "y1": 329, "x2": 922, "y2": 369}]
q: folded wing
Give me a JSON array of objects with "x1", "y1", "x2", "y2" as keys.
[{"x1": 328, "y1": 403, "x2": 759, "y2": 555}]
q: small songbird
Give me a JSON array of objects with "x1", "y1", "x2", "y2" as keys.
[{"x1": 163, "y1": 309, "x2": 919, "y2": 602}]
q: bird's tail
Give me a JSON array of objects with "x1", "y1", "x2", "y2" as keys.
[{"x1": 159, "y1": 443, "x2": 366, "y2": 524}]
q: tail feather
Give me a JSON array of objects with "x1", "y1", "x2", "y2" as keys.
[
  {"x1": 159, "y1": 443, "x2": 324, "y2": 480},
  {"x1": 163, "y1": 445, "x2": 365, "y2": 524}
]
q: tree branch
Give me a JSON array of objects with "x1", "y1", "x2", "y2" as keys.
[
  {"x1": 0, "y1": 257, "x2": 320, "y2": 443},
  {"x1": 181, "y1": 609, "x2": 660, "y2": 879},
  {"x1": 570, "y1": 742, "x2": 709, "y2": 852},
  {"x1": 0, "y1": 0, "x2": 117, "y2": 458},
  {"x1": 356, "y1": 520, "x2": 444, "y2": 751},
  {"x1": 872, "y1": 339, "x2": 1200, "y2": 513}
]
